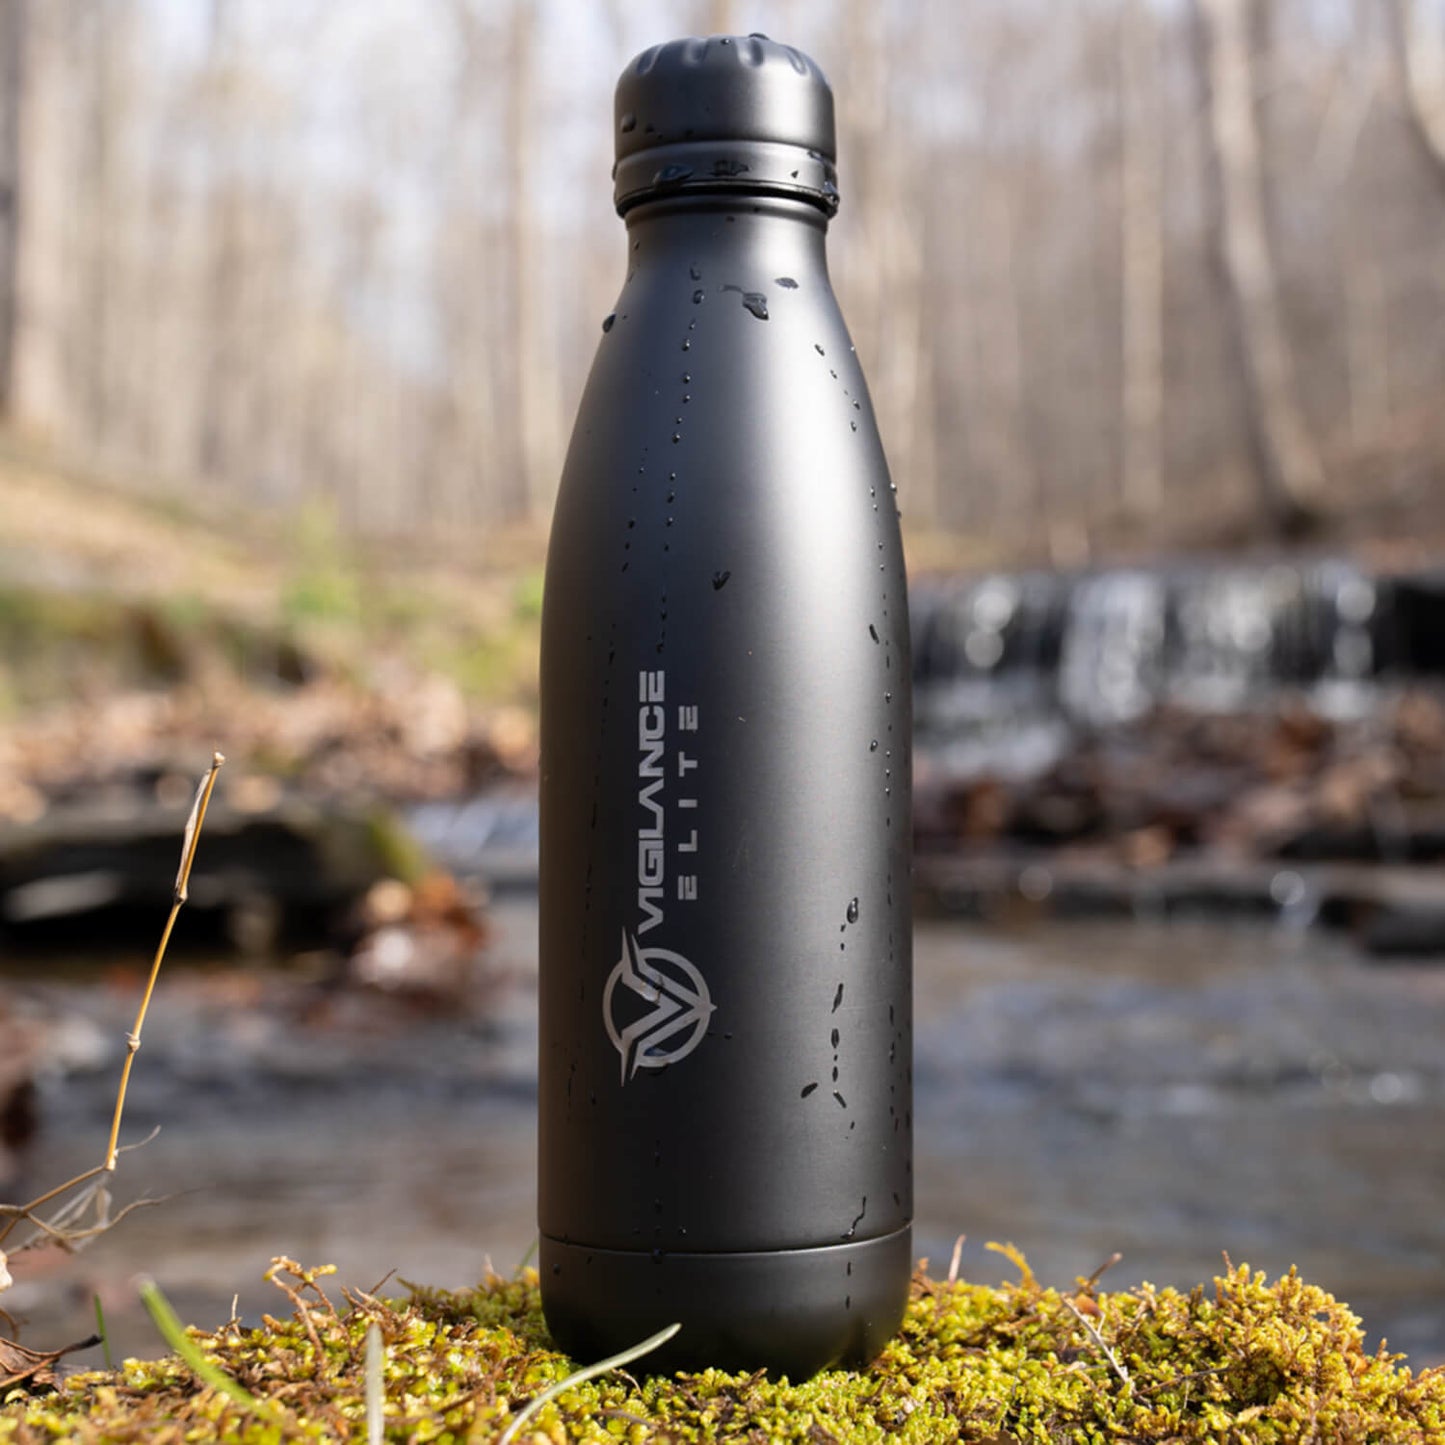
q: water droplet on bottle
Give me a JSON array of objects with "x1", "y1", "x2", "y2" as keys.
[
  {"x1": 847, "y1": 897, "x2": 859, "y2": 924},
  {"x1": 712, "y1": 570, "x2": 731, "y2": 590},
  {"x1": 667, "y1": 491, "x2": 676, "y2": 503},
  {"x1": 884, "y1": 692, "x2": 892, "y2": 703},
  {"x1": 831, "y1": 1027, "x2": 840, "y2": 1048},
  {"x1": 815, "y1": 343, "x2": 825, "y2": 355},
  {"x1": 869, "y1": 624, "x2": 879, "y2": 643},
  {"x1": 776, "y1": 276, "x2": 798, "y2": 289},
  {"x1": 801, "y1": 1082, "x2": 818, "y2": 1098},
  {"x1": 832, "y1": 983, "x2": 844, "y2": 1011},
  {"x1": 681, "y1": 340, "x2": 690, "y2": 350},
  {"x1": 689, "y1": 264, "x2": 701, "y2": 280},
  {"x1": 653, "y1": 163, "x2": 694, "y2": 186},
  {"x1": 681, "y1": 374, "x2": 691, "y2": 384},
  {"x1": 869, "y1": 739, "x2": 878, "y2": 752},
  {"x1": 833, "y1": 1090, "x2": 847, "y2": 1108},
  {"x1": 850, "y1": 421, "x2": 858, "y2": 432},
  {"x1": 692, "y1": 289, "x2": 705, "y2": 304},
  {"x1": 672, "y1": 433, "x2": 681, "y2": 443},
  {"x1": 682, "y1": 394, "x2": 691, "y2": 403},
  {"x1": 620, "y1": 112, "x2": 637, "y2": 133},
  {"x1": 740, "y1": 292, "x2": 768, "y2": 319},
  {"x1": 602, "y1": 313, "x2": 616, "y2": 333}
]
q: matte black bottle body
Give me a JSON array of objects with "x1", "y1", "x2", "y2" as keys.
[{"x1": 539, "y1": 168, "x2": 911, "y2": 1379}]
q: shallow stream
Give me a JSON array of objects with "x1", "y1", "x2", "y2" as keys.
[{"x1": 6, "y1": 901, "x2": 1443, "y2": 1368}]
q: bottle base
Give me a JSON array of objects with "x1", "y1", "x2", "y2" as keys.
[{"x1": 538, "y1": 1224, "x2": 912, "y2": 1379}]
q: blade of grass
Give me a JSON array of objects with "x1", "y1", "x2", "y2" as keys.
[
  {"x1": 139, "y1": 1276, "x2": 265, "y2": 1415},
  {"x1": 498, "y1": 1321, "x2": 680, "y2": 1445},
  {"x1": 93, "y1": 1294, "x2": 113, "y2": 1371}
]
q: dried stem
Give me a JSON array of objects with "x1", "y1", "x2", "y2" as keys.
[
  {"x1": 946, "y1": 1233, "x2": 967, "y2": 1285},
  {"x1": 1061, "y1": 1296, "x2": 1132, "y2": 1393},
  {"x1": 0, "y1": 753, "x2": 225, "y2": 1255},
  {"x1": 105, "y1": 751, "x2": 225, "y2": 1171}
]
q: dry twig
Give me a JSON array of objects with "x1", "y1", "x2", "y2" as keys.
[
  {"x1": 1061, "y1": 1295, "x2": 1132, "y2": 1394},
  {"x1": 0, "y1": 753, "x2": 224, "y2": 1297}
]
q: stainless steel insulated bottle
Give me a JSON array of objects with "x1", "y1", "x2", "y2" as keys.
[{"x1": 538, "y1": 33, "x2": 911, "y2": 1379}]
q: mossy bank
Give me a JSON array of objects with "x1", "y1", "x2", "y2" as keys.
[{"x1": 3, "y1": 1249, "x2": 1442, "y2": 1443}]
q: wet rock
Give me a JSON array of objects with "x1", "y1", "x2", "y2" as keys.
[
  {"x1": 0, "y1": 798, "x2": 428, "y2": 953},
  {"x1": 1360, "y1": 905, "x2": 1445, "y2": 959}
]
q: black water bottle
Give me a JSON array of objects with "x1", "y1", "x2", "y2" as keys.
[{"x1": 538, "y1": 33, "x2": 911, "y2": 1379}]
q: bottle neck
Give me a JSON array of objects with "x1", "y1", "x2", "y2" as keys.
[{"x1": 621, "y1": 195, "x2": 832, "y2": 281}]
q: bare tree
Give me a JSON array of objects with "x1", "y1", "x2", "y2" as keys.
[
  {"x1": 196, "y1": 0, "x2": 241, "y2": 483},
  {"x1": 507, "y1": 0, "x2": 561, "y2": 521},
  {"x1": 1194, "y1": 0, "x2": 1322, "y2": 533},
  {"x1": 834, "y1": 0, "x2": 937, "y2": 524},
  {"x1": 0, "y1": 0, "x2": 24, "y2": 418},
  {"x1": 1119, "y1": 0, "x2": 1164, "y2": 515},
  {"x1": 1389, "y1": 0, "x2": 1445, "y2": 188},
  {"x1": 701, "y1": 0, "x2": 737, "y2": 34}
]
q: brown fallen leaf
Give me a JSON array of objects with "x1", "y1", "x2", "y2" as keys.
[{"x1": 0, "y1": 1332, "x2": 100, "y2": 1394}]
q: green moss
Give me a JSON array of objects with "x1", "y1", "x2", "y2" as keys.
[{"x1": 3, "y1": 1254, "x2": 1442, "y2": 1442}]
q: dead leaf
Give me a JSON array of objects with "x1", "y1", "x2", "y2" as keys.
[{"x1": 0, "y1": 1332, "x2": 100, "y2": 1393}]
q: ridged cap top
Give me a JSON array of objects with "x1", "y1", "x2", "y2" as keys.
[{"x1": 613, "y1": 35, "x2": 839, "y2": 216}]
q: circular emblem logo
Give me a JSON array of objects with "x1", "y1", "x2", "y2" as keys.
[{"x1": 604, "y1": 931, "x2": 715, "y2": 1083}]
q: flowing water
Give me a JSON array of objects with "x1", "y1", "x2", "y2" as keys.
[
  {"x1": 913, "y1": 559, "x2": 1445, "y2": 778},
  {"x1": 6, "y1": 899, "x2": 1443, "y2": 1367}
]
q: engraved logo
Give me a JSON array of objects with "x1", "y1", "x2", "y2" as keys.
[{"x1": 604, "y1": 930, "x2": 715, "y2": 1083}]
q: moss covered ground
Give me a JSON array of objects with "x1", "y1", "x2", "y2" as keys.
[{"x1": 2, "y1": 1249, "x2": 1441, "y2": 1443}]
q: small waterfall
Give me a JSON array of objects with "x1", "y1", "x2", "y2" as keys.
[
  {"x1": 1058, "y1": 572, "x2": 1166, "y2": 724},
  {"x1": 913, "y1": 559, "x2": 1442, "y2": 776}
]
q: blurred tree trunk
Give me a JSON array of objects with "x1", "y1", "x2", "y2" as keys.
[
  {"x1": 0, "y1": 0, "x2": 23, "y2": 419},
  {"x1": 837, "y1": 0, "x2": 936, "y2": 528},
  {"x1": 197, "y1": 0, "x2": 239, "y2": 483},
  {"x1": 1119, "y1": 0, "x2": 1164, "y2": 516},
  {"x1": 1389, "y1": 0, "x2": 1445, "y2": 189},
  {"x1": 507, "y1": 0, "x2": 559, "y2": 521},
  {"x1": 79, "y1": 0, "x2": 115, "y2": 440},
  {"x1": 702, "y1": 0, "x2": 736, "y2": 33},
  {"x1": 1194, "y1": 0, "x2": 1321, "y2": 535}
]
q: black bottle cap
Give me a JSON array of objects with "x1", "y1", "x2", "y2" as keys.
[{"x1": 613, "y1": 35, "x2": 839, "y2": 217}]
